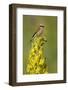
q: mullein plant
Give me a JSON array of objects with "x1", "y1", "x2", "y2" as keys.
[{"x1": 26, "y1": 36, "x2": 48, "y2": 74}]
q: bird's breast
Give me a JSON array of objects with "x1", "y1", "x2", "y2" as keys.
[{"x1": 37, "y1": 30, "x2": 43, "y2": 36}]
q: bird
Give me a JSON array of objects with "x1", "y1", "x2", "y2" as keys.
[
  {"x1": 30, "y1": 24, "x2": 47, "y2": 43},
  {"x1": 31, "y1": 24, "x2": 45, "y2": 39}
]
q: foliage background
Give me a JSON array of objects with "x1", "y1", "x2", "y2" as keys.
[{"x1": 23, "y1": 15, "x2": 57, "y2": 74}]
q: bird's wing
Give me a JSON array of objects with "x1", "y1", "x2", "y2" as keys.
[
  {"x1": 32, "y1": 27, "x2": 40, "y2": 38},
  {"x1": 32, "y1": 31, "x2": 37, "y2": 38}
]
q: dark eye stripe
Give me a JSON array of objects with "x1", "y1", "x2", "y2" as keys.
[{"x1": 40, "y1": 26, "x2": 44, "y2": 27}]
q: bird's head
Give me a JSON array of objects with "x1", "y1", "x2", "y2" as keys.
[
  {"x1": 39, "y1": 24, "x2": 44, "y2": 31},
  {"x1": 40, "y1": 24, "x2": 44, "y2": 27}
]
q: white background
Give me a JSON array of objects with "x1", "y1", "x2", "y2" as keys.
[{"x1": 0, "y1": 0, "x2": 68, "y2": 90}]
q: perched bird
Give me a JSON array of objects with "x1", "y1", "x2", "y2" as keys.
[
  {"x1": 30, "y1": 24, "x2": 47, "y2": 42},
  {"x1": 31, "y1": 24, "x2": 44, "y2": 39}
]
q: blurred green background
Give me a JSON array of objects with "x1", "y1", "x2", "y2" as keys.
[{"x1": 23, "y1": 15, "x2": 57, "y2": 74}]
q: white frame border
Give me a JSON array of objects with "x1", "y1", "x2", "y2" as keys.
[{"x1": 16, "y1": 8, "x2": 64, "y2": 82}]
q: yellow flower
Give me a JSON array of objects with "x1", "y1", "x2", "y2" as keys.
[
  {"x1": 30, "y1": 70, "x2": 35, "y2": 74},
  {"x1": 34, "y1": 46, "x2": 38, "y2": 51},
  {"x1": 39, "y1": 59, "x2": 44, "y2": 65},
  {"x1": 43, "y1": 69, "x2": 48, "y2": 74},
  {"x1": 39, "y1": 50, "x2": 42, "y2": 55},
  {"x1": 27, "y1": 64, "x2": 32, "y2": 73},
  {"x1": 26, "y1": 36, "x2": 48, "y2": 74},
  {"x1": 36, "y1": 66, "x2": 41, "y2": 73},
  {"x1": 31, "y1": 48, "x2": 34, "y2": 53},
  {"x1": 30, "y1": 56, "x2": 39, "y2": 66},
  {"x1": 35, "y1": 55, "x2": 38, "y2": 60}
]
